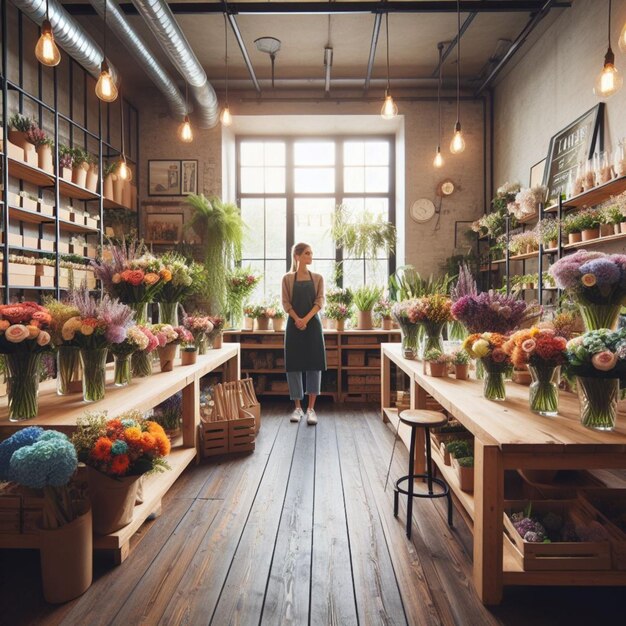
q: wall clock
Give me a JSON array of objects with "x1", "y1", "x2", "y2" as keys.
[
  {"x1": 410, "y1": 198, "x2": 436, "y2": 223},
  {"x1": 439, "y1": 179, "x2": 455, "y2": 196}
]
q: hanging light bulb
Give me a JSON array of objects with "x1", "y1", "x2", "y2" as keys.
[
  {"x1": 381, "y1": 92, "x2": 398, "y2": 120},
  {"x1": 220, "y1": 107, "x2": 233, "y2": 127},
  {"x1": 35, "y1": 19, "x2": 61, "y2": 67},
  {"x1": 221, "y1": 14, "x2": 233, "y2": 128},
  {"x1": 95, "y1": 1, "x2": 118, "y2": 102},
  {"x1": 117, "y1": 157, "x2": 130, "y2": 181},
  {"x1": 433, "y1": 43, "x2": 444, "y2": 168},
  {"x1": 178, "y1": 115, "x2": 194, "y2": 142},
  {"x1": 433, "y1": 147, "x2": 444, "y2": 168},
  {"x1": 595, "y1": 0, "x2": 622, "y2": 98},
  {"x1": 450, "y1": 0, "x2": 466, "y2": 154},
  {"x1": 450, "y1": 122, "x2": 466, "y2": 154}
]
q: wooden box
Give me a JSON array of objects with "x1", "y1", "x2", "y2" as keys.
[
  {"x1": 85, "y1": 216, "x2": 98, "y2": 230},
  {"x1": 347, "y1": 351, "x2": 365, "y2": 366},
  {"x1": 36, "y1": 276, "x2": 55, "y2": 288},
  {"x1": 23, "y1": 236, "x2": 38, "y2": 249},
  {"x1": 326, "y1": 350, "x2": 339, "y2": 366},
  {"x1": 229, "y1": 416, "x2": 256, "y2": 454},
  {"x1": 199, "y1": 422, "x2": 229, "y2": 456},
  {"x1": 35, "y1": 265, "x2": 55, "y2": 277},
  {"x1": 368, "y1": 355, "x2": 381, "y2": 367},
  {"x1": 7, "y1": 191, "x2": 21, "y2": 206},
  {"x1": 199, "y1": 412, "x2": 256, "y2": 458},
  {"x1": 346, "y1": 335, "x2": 378, "y2": 344},
  {"x1": 503, "y1": 499, "x2": 612, "y2": 571},
  {"x1": 58, "y1": 208, "x2": 71, "y2": 222},
  {"x1": 38, "y1": 203, "x2": 54, "y2": 217},
  {"x1": 58, "y1": 241, "x2": 70, "y2": 254},
  {"x1": 348, "y1": 375, "x2": 366, "y2": 386},
  {"x1": 9, "y1": 262, "x2": 36, "y2": 277},
  {"x1": 21, "y1": 196, "x2": 38, "y2": 212},
  {"x1": 365, "y1": 375, "x2": 380, "y2": 385},
  {"x1": 39, "y1": 238, "x2": 55, "y2": 252}
]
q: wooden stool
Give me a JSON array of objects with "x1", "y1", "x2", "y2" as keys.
[{"x1": 392, "y1": 410, "x2": 453, "y2": 538}]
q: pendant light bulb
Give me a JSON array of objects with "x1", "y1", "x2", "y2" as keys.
[
  {"x1": 117, "y1": 157, "x2": 131, "y2": 182},
  {"x1": 450, "y1": 122, "x2": 466, "y2": 154},
  {"x1": 594, "y1": 49, "x2": 623, "y2": 98},
  {"x1": 96, "y1": 61, "x2": 118, "y2": 102},
  {"x1": 35, "y1": 20, "x2": 60, "y2": 66},
  {"x1": 220, "y1": 106, "x2": 233, "y2": 127},
  {"x1": 433, "y1": 148, "x2": 444, "y2": 168},
  {"x1": 178, "y1": 115, "x2": 194, "y2": 142},
  {"x1": 381, "y1": 93, "x2": 398, "y2": 120}
]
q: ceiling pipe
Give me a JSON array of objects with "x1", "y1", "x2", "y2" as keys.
[
  {"x1": 130, "y1": 0, "x2": 219, "y2": 128},
  {"x1": 11, "y1": 0, "x2": 119, "y2": 84},
  {"x1": 226, "y1": 12, "x2": 262, "y2": 93},
  {"x1": 430, "y1": 12, "x2": 477, "y2": 78},
  {"x1": 324, "y1": 46, "x2": 333, "y2": 93},
  {"x1": 88, "y1": 0, "x2": 186, "y2": 120},
  {"x1": 363, "y1": 12, "x2": 382, "y2": 93}
]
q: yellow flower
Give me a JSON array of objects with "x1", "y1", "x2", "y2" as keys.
[
  {"x1": 160, "y1": 269, "x2": 172, "y2": 282},
  {"x1": 144, "y1": 272, "x2": 160, "y2": 286},
  {"x1": 26, "y1": 325, "x2": 40, "y2": 339},
  {"x1": 472, "y1": 339, "x2": 490, "y2": 358}
]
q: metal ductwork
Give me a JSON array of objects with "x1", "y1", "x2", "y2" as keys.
[
  {"x1": 89, "y1": 0, "x2": 186, "y2": 120},
  {"x1": 130, "y1": 0, "x2": 219, "y2": 128},
  {"x1": 11, "y1": 0, "x2": 119, "y2": 85}
]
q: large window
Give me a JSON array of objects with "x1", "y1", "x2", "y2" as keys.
[{"x1": 237, "y1": 136, "x2": 395, "y2": 301}]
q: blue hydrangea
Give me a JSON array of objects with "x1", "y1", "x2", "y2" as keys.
[
  {"x1": 0, "y1": 427, "x2": 44, "y2": 481},
  {"x1": 111, "y1": 440, "x2": 129, "y2": 455},
  {"x1": 9, "y1": 437, "x2": 77, "y2": 489},
  {"x1": 120, "y1": 418, "x2": 137, "y2": 428}
]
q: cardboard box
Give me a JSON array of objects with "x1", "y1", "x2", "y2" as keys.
[
  {"x1": 35, "y1": 265, "x2": 55, "y2": 277},
  {"x1": 58, "y1": 208, "x2": 71, "y2": 222},
  {"x1": 39, "y1": 239, "x2": 55, "y2": 252},
  {"x1": 8, "y1": 262, "x2": 36, "y2": 276},
  {"x1": 7, "y1": 141, "x2": 23, "y2": 161},
  {"x1": 36, "y1": 276, "x2": 55, "y2": 288},
  {"x1": 21, "y1": 196, "x2": 37, "y2": 212},
  {"x1": 22, "y1": 236, "x2": 38, "y2": 249},
  {"x1": 38, "y1": 203, "x2": 54, "y2": 217},
  {"x1": 58, "y1": 241, "x2": 70, "y2": 254}
]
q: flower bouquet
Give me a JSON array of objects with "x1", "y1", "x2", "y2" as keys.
[
  {"x1": 503, "y1": 328, "x2": 567, "y2": 416},
  {"x1": 110, "y1": 326, "x2": 150, "y2": 387},
  {"x1": 463, "y1": 333, "x2": 511, "y2": 401},
  {"x1": 72, "y1": 410, "x2": 170, "y2": 534},
  {"x1": 565, "y1": 328, "x2": 626, "y2": 430},
  {"x1": 249, "y1": 304, "x2": 271, "y2": 331},
  {"x1": 150, "y1": 324, "x2": 191, "y2": 371},
  {"x1": 392, "y1": 299, "x2": 420, "y2": 358},
  {"x1": 208, "y1": 315, "x2": 225, "y2": 348},
  {"x1": 374, "y1": 297, "x2": 394, "y2": 329},
  {"x1": 154, "y1": 253, "x2": 202, "y2": 325},
  {"x1": 549, "y1": 250, "x2": 626, "y2": 331},
  {"x1": 131, "y1": 326, "x2": 160, "y2": 378},
  {"x1": 409, "y1": 294, "x2": 453, "y2": 358},
  {"x1": 0, "y1": 302, "x2": 53, "y2": 421},
  {"x1": 325, "y1": 302, "x2": 352, "y2": 332},
  {"x1": 183, "y1": 315, "x2": 214, "y2": 354},
  {"x1": 265, "y1": 302, "x2": 286, "y2": 332},
  {"x1": 225, "y1": 266, "x2": 261, "y2": 329}
]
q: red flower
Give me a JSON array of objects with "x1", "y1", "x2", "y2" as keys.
[
  {"x1": 110, "y1": 454, "x2": 130, "y2": 475},
  {"x1": 0, "y1": 302, "x2": 41, "y2": 324},
  {"x1": 121, "y1": 269, "x2": 145, "y2": 287}
]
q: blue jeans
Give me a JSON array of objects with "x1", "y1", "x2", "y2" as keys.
[{"x1": 286, "y1": 370, "x2": 321, "y2": 400}]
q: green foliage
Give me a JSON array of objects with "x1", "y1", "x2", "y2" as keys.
[
  {"x1": 537, "y1": 218, "x2": 560, "y2": 245},
  {"x1": 9, "y1": 113, "x2": 34, "y2": 132},
  {"x1": 352, "y1": 285, "x2": 383, "y2": 311},
  {"x1": 71, "y1": 146, "x2": 90, "y2": 165},
  {"x1": 388, "y1": 265, "x2": 453, "y2": 301},
  {"x1": 603, "y1": 204, "x2": 625, "y2": 225},
  {"x1": 424, "y1": 348, "x2": 448, "y2": 363},
  {"x1": 456, "y1": 456, "x2": 475, "y2": 468},
  {"x1": 331, "y1": 204, "x2": 396, "y2": 259},
  {"x1": 451, "y1": 350, "x2": 470, "y2": 365},
  {"x1": 446, "y1": 439, "x2": 473, "y2": 458}
]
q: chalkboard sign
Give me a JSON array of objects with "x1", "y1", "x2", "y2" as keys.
[{"x1": 542, "y1": 104, "x2": 604, "y2": 202}]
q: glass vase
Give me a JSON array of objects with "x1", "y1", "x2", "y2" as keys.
[
  {"x1": 5, "y1": 352, "x2": 42, "y2": 421},
  {"x1": 578, "y1": 303, "x2": 621, "y2": 331},
  {"x1": 80, "y1": 347, "x2": 108, "y2": 402},
  {"x1": 131, "y1": 350, "x2": 153, "y2": 378},
  {"x1": 398, "y1": 322, "x2": 420, "y2": 359},
  {"x1": 56, "y1": 345, "x2": 82, "y2": 396},
  {"x1": 158, "y1": 302, "x2": 179, "y2": 326},
  {"x1": 194, "y1": 333, "x2": 208, "y2": 355},
  {"x1": 482, "y1": 361, "x2": 506, "y2": 401},
  {"x1": 113, "y1": 353, "x2": 132, "y2": 387},
  {"x1": 577, "y1": 376, "x2": 619, "y2": 431},
  {"x1": 128, "y1": 302, "x2": 149, "y2": 325},
  {"x1": 419, "y1": 322, "x2": 445, "y2": 359},
  {"x1": 529, "y1": 365, "x2": 560, "y2": 416}
]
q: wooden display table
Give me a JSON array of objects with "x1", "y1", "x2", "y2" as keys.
[
  {"x1": 381, "y1": 342, "x2": 626, "y2": 605},
  {"x1": 0, "y1": 346, "x2": 240, "y2": 562}
]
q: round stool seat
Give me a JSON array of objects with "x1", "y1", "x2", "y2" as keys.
[{"x1": 399, "y1": 409, "x2": 447, "y2": 428}]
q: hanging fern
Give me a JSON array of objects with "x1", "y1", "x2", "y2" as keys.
[{"x1": 331, "y1": 205, "x2": 396, "y2": 260}]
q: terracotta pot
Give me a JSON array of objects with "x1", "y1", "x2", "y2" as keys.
[
  {"x1": 600, "y1": 223, "x2": 614, "y2": 237},
  {"x1": 568, "y1": 232, "x2": 582, "y2": 244},
  {"x1": 382, "y1": 318, "x2": 393, "y2": 330},
  {"x1": 181, "y1": 349, "x2": 197, "y2": 365},
  {"x1": 104, "y1": 174, "x2": 114, "y2": 201},
  {"x1": 122, "y1": 179, "x2": 132, "y2": 208},
  {"x1": 158, "y1": 343, "x2": 177, "y2": 372},
  {"x1": 211, "y1": 333, "x2": 223, "y2": 349},
  {"x1": 72, "y1": 164, "x2": 88, "y2": 188},
  {"x1": 86, "y1": 166, "x2": 98, "y2": 192},
  {"x1": 454, "y1": 364, "x2": 469, "y2": 380},
  {"x1": 621, "y1": 222, "x2": 626, "y2": 234},
  {"x1": 255, "y1": 316, "x2": 270, "y2": 331},
  {"x1": 454, "y1": 460, "x2": 474, "y2": 493},
  {"x1": 113, "y1": 177, "x2": 124, "y2": 204},
  {"x1": 428, "y1": 362, "x2": 447, "y2": 377},
  {"x1": 87, "y1": 467, "x2": 140, "y2": 535},
  {"x1": 272, "y1": 317, "x2": 284, "y2": 332},
  {"x1": 581, "y1": 228, "x2": 599, "y2": 242},
  {"x1": 37, "y1": 144, "x2": 53, "y2": 173},
  {"x1": 39, "y1": 506, "x2": 93, "y2": 603},
  {"x1": 8, "y1": 129, "x2": 31, "y2": 151},
  {"x1": 614, "y1": 224, "x2": 621, "y2": 235},
  {"x1": 243, "y1": 317, "x2": 254, "y2": 331},
  {"x1": 335, "y1": 319, "x2": 345, "y2": 332},
  {"x1": 61, "y1": 167, "x2": 73, "y2": 181},
  {"x1": 24, "y1": 143, "x2": 38, "y2": 166},
  {"x1": 548, "y1": 239, "x2": 558, "y2": 250},
  {"x1": 356, "y1": 310, "x2": 373, "y2": 330}
]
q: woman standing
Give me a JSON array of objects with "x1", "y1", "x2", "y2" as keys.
[{"x1": 281, "y1": 242, "x2": 326, "y2": 425}]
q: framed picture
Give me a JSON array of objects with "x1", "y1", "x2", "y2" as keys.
[
  {"x1": 181, "y1": 160, "x2": 198, "y2": 195},
  {"x1": 543, "y1": 103, "x2": 604, "y2": 202},
  {"x1": 145, "y1": 212, "x2": 184, "y2": 244},
  {"x1": 148, "y1": 160, "x2": 181, "y2": 196},
  {"x1": 529, "y1": 158, "x2": 546, "y2": 188}
]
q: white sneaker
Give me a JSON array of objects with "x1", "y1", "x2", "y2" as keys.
[
  {"x1": 306, "y1": 409, "x2": 318, "y2": 425},
  {"x1": 291, "y1": 408, "x2": 304, "y2": 422}
]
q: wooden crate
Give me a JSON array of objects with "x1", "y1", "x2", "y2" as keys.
[
  {"x1": 503, "y1": 499, "x2": 612, "y2": 571},
  {"x1": 365, "y1": 375, "x2": 380, "y2": 385},
  {"x1": 229, "y1": 418, "x2": 256, "y2": 454},
  {"x1": 347, "y1": 351, "x2": 365, "y2": 366},
  {"x1": 199, "y1": 412, "x2": 256, "y2": 458},
  {"x1": 345, "y1": 336, "x2": 378, "y2": 344}
]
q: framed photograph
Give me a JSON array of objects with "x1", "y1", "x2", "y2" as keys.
[
  {"x1": 543, "y1": 103, "x2": 604, "y2": 202},
  {"x1": 148, "y1": 160, "x2": 181, "y2": 196},
  {"x1": 145, "y1": 212, "x2": 184, "y2": 244},
  {"x1": 529, "y1": 158, "x2": 546, "y2": 188},
  {"x1": 181, "y1": 160, "x2": 198, "y2": 195}
]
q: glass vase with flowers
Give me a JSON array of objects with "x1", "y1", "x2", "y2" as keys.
[
  {"x1": 183, "y1": 315, "x2": 214, "y2": 354},
  {"x1": 463, "y1": 333, "x2": 511, "y2": 401}
]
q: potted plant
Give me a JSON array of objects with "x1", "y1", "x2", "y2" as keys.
[
  {"x1": 353, "y1": 285, "x2": 383, "y2": 330},
  {"x1": 325, "y1": 302, "x2": 352, "y2": 332},
  {"x1": 242, "y1": 304, "x2": 255, "y2": 330},
  {"x1": 71, "y1": 147, "x2": 90, "y2": 188},
  {"x1": 374, "y1": 297, "x2": 393, "y2": 330},
  {"x1": 251, "y1": 304, "x2": 270, "y2": 331},
  {"x1": 577, "y1": 207, "x2": 603, "y2": 241},
  {"x1": 85, "y1": 153, "x2": 99, "y2": 193},
  {"x1": 453, "y1": 455, "x2": 474, "y2": 492},
  {"x1": 183, "y1": 314, "x2": 214, "y2": 354},
  {"x1": 537, "y1": 217, "x2": 560, "y2": 250},
  {"x1": 443, "y1": 438, "x2": 473, "y2": 466},
  {"x1": 26, "y1": 126, "x2": 54, "y2": 174},
  {"x1": 59, "y1": 144, "x2": 74, "y2": 181},
  {"x1": 72, "y1": 411, "x2": 171, "y2": 535},
  {"x1": 561, "y1": 212, "x2": 583, "y2": 244},
  {"x1": 181, "y1": 343, "x2": 197, "y2": 365},
  {"x1": 451, "y1": 350, "x2": 470, "y2": 379},
  {"x1": 423, "y1": 348, "x2": 450, "y2": 377},
  {"x1": 208, "y1": 315, "x2": 225, "y2": 348},
  {"x1": 8, "y1": 112, "x2": 35, "y2": 156},
  {"x1": 150, "y1": 324, "x2": 191, "y2": 372},
  {"x1": 602, "y1": 204, "x2": 625, "y2": 235},
  {"x1": 266, "y1": 303, "x2": 285, "y2": 332},
  {"x1": 0, "y1": 427, "x2": 92, "y2": 603}
]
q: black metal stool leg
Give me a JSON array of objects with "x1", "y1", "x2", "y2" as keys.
[
  {"x1": 406, "y1": 425, "x2": 416, "y2": 538},
  {"x1": 447, "y1": 490, "x2": 454, "y2": 527},
  {"x1": 394, "y1": 487, "x2": 399, "y2": 518}
]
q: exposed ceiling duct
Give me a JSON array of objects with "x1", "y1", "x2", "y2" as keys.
[
  {"x1": 88, "y1": 0, "x2": 187, "y2": 121},
  {"x1": 130, "y1": 0, "x2": 219, "y2": 128},
  {"x1": 11, "y1": 0, "x2": 119, "y2": 84}
]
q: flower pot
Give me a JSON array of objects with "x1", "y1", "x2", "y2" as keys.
[
  {"x1": 568, "y1": 232, "x2": 582, "y2": 244},
  {"x1": 24, "y1": 143, "x2": 38, "y2": 166},
  {"x1": 356, "y1": 310, "x2": 373, "y2": 330},
  {"x1": 39, "y1": 506, "x2": 93, "y2": 603},
  {"x1": 210, "y1": 332, "x2": 223, "y2": 349},
  {"x1": 122, "y1": 179, "x2": 132, "y2": 208},
  {"x1": 453, "y1": 458, "x2": 474, "y2": 493},
  {"x1": 548, "y1": 239, "x2": 558, "y2": 250},
  {"x1": 600, "y1": 223, "x2": 614, "y2": 237},
  {"x1": 454, "y1": 364, "x2": 469, "y2": 380},
  {"x1": 614, "y1": 224, "x2": 621, "y2": 235},
  {"x1": 428, "y1": 362, "x2": 447, "y2": 377},
  {"x1": 87, "y1": 467, "x2": 141, "y2": 534},
  {"x1": 382, "y1": 318, "x2": 393, "y2": 330},
  {"x1": 181, "y1": 350, "x2": 197, "y2": 365},
  {"x1": 37, "y1": 144, "x2": 53, "y2": 174},
  {"x1": 72, "y1": 164, "x2": 88, "y2": 188},
  {"x1": 86, "y1": 166, "x2": 98, "y2": 193},
  {"x1": 335, "y1": 319, "x2": 345, "y2": 332},
  {"x1": 243, "y1": 317, "x2": 254, "y2": 331},
  {"x1": 529, "y1": 365, "x2": 560, "y2": 416},
  {"x1": 5, "y1": 352, "x2": 42, "y2": 421},
  {"x1": 113, "y1": 177, "x2": 124, "y2": 205},
  {"x1": 255, "y1": 316, "x2": 270, "y2": 331},
  {"x1": 158, "y1": 344, "x2": 177, "y2": 372},
  {"x1": 272, "y1": 317, "x2": 284, "y2": 332},
  {"x1": 56, "y1": 345, "x2": 82, "y2": 395},
  {"x1": 8, "y1": 129, "x2": 32, "y2": 151},
  {"x1": 512, "y1": 367, "x2": 532, "y2": 385},
  {"x1": 581, "y1": 228, "x2": 599, "y2": 242},
  {"x1": 103, "y1": 174, "x2": 114, "y2": 201}
]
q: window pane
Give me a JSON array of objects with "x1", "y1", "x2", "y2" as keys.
[
  {"x1": 365, "y1": 141, "x2": 390, "y2": 165},
  {"x1": 265, "y1": 167, "x2": 286, "y2": 193},
  {"x1": 365, "y1": 197, "x2": 389, "y2": 218},
  {"x1": 312, "y1": 260, "x2": 336, "y2": 286},
  {"x1": 344, "y1": 166, "x2": 364, "y2": 193},
  {"x1": 344, "y1": 141, "x2": 364, "y2": 165},
  {"x1": 366, "y1": 259, "x2": 388, "y2": 287},
  {"x1": 240, "y1": 142, "x2": 264, "y2": 166},
  {"x1": 294, "y1": 141, "x2": 335, "y2": 166},
  {"x1": 240, "y1": 167, "x2": 264, "y2": 193},
  {"x1": 365, "y1": 167, "x2": 389, "y2": 192},
  {"x1": 294, "y1": 198, "x2": 336, "y2": 258},
  {"x1": 241, "y1": 199, "x2": 265, "y2": 258},
  {"x1": 342, "y1": 260, "x2": 365, "y2": 291},
  {"x1": 294, "y1": 167, "x2": 334, "y2": 193},
  {"x1": 264, "y1": 260, "x2": 286, "y2": 301},
  {"x1": 264, "y1": 142, "x2": 286, "y2": 166},
  {"x1": 265, "y1": 198, "x2": 287, "y2": 259}
]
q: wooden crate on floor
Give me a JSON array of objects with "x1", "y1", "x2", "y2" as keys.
[{"x1": 199, "y1": 413, "x2": 256, "y2": 458}]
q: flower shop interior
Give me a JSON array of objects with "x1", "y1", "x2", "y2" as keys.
[{"x1": 3, "y1": 0, "x2": 626, "y2": 624}]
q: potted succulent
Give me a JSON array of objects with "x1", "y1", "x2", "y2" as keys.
[
  {"x1": 451, "y1": 350, "x2": 470, "y2": 380},
  {"x1": 374, "y1": 297, "x2": 393, "y2": 330},
  {"x1": 324, "y1": 302, "x2": 352, "y2": 332},
  {"x1": 423, "y1": 348, "x2": 450, "y2": 377},
  {"x1": 353, "y1": 285, "x2": 383, "y2": 330},
  {"x1": 71, "y1": 147, "x2": 90, "y2": 188},
  {"x1": 59, "y1": 144, "x2": 74, "y2": 181},
  {"x1": 453, "y1": 455, "x2": 475, "y2": 492}
]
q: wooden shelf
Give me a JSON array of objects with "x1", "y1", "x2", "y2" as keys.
[
  {"x1": 239, "y1": 343, "x2": 284, "y2": 350},
  {"x1": 562, "y1": 232, "x2": 626, "y2": 249},
  {"x1": 103, "y1": 198, "x2": 135, "y2": 211},
  {"x1": 8, "y1": 205, "x2": 54, "y2": 225},
  {"x1": 517, "y1": 213, "x2": 539, "y2": 224},
  {"x1": 341, "y1": 344, "x2": 388, "y2": 350},
  {"x1": 506, "y1": 251, "x2": 540, "y2": 262},
  {"x1": 7, "y1": 157, "x2": 54, "y2": 187},
  {"x1": 58, "y1": 179, "x2": 99, "y2": 201},
  {"x1": 562, "y1": 175, "x2": 626, "y2": 210},
  {"x1": 7, "y1": 244, "x2": 54, "y2": 255},
  {"x1": 58, "y1": 219, "x2": 99, "y2": 234}
]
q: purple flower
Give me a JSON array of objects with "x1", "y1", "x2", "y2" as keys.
[{"x1": 579, "y1": 259, "x2": 621, "y2": 287}]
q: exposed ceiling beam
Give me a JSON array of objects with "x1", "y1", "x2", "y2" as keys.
[
  {"x1": 225, "y1": 11, "x2": 261, "y2": 93},
  {"x1": 64, "y1": 2, "x2": 572, "y2": 17},
  {"x1": 430, "y1": 13, "x2": 477, "y2": 78},
  {"x1": 474, "y1": 0, "x2": 558, "y2": 94},
  {"x1": 363, "y1": 13, "x2": 382, "y2": 93}
]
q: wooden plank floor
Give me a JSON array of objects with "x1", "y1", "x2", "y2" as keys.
[{"x1": 1, "y1": 402, "x2": 626, "y2": 625}]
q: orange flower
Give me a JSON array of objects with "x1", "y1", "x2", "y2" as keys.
[
  {"x1": 124, "y1": 426, "x2": 142, "y2": 444},
  {"x1": 143, "y1": 272, "x2": 160, "y2": 286},
  {"x1": 154, "y1": 432, "x2": 171, "y2": 456},
  {"x1": 110, "y1": 454, "x2": 130, "y2": 475},
  {"x1": 0, "y1": 320, "x2": 9, "y2": 331},
  {"x1": 146, "y1": 421, "x2": 165, "y2": 436},
  {"x1": 92, "y1": 437, "x2": 112, "y2": 460},
  {"x1": 159, "y1": 268, "x2": 172, "y2": 282},
  {"x1": 140, "y1": 431, "x2": 157, "y2": 452}
]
